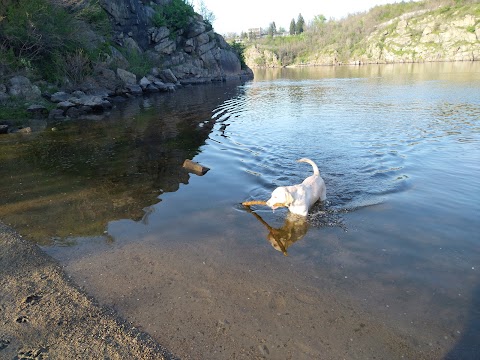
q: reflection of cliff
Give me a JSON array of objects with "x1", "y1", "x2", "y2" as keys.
[
  {"x1": 247, "y1": 209, "x2": 309, "y2": 255},
  {"x1": 0, "y1": 83, "x2": 243, "y2": 244}
]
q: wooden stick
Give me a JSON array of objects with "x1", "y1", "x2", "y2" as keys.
[
  {"x1": 242, "y1": 200, "x2": 286, "y2": 208},
  {"x1": 242, "y1": 200, "x2": 267, "y2": 206}
]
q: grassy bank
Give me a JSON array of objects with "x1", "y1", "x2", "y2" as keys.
[{"x1": 0, "y1": 0, "x2": 111, "y2": 84}]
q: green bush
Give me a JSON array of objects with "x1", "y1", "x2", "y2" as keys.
[
  {"x1": 254, "y1": 56, "x2": 265, "y2": 67},
  {"x1": 0, "y1": 100, "x2": 29, "y2": 121},
  {"x1": 152, "y1": 5, "x2": 166, "y2": 27},
  {"x1": 0, "y1": 0, "x2": 93, "y2": 83},
  {"x1": 3, "y1": 0, "x2": 79, "y2": 56},
  {"x1": 75, "y1": 0, "x2": 112, "y2": 37},
  {"x1": 229, "y1": 41, "x2": 247, "y2": 69},
  {"x1": 152, "y1": 0, "x2": 195, "y2": 31},
  {"x1": 438, "y1": 6, "x2": 451, "y2": 14},
  {"x1": 122, "y1": 49, "x2": 154, "y2": 77},
  {"x1": 0, "y1": 95, "x2": 55, "y2": 122}
]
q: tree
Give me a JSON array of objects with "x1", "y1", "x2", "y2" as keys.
[
  {"x1": 313, "y1": 14, "x2": 327, "y2": 28},
  {"x1": 296, "y1": 13, "x2": 305, "y2": 34},
  {"x1": 225, "y1": 32, "x2": 237, "y2": 40},
  {"x1": 289, "y1": 18, "x2": 296, "y2": 35},
  {"x1": 196, "y1": 0, "x2": 215, "y2": 27},
  {"x1": 267, "y1": 21, "x2": 276, "y2": 37}
]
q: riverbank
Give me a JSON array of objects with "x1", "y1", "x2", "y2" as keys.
[
  {"x1": 0, "y1": 0, "x2": 254, "y2": 130},
  {"x1": 0, "y1": 70, "x2": 253, "y2": 134},
  {"x1": 242, "y1": 2, "x2": 480, "y2": 69},
  {"x1": 0, "y1": 221, "x2": 177, "y2": 359}
]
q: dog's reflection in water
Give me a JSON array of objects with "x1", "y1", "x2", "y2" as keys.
[{"x1": 246, "y1": 208, "x2": 309, "y2": 255}]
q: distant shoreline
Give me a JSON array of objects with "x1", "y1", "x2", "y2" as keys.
[{"x1": 248, "y1": 59, "x2": 480, "y2": 69}]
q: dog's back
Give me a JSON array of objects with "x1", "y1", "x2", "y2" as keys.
[
  {"x1": 298, "y1": 158, "x2": 326, "y2": 205},
  {"x1": 266, "y1": 158, "x2": 326, "y2": 216}
]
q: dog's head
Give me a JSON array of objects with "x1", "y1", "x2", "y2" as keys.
[{"x1": 266, "y1": 187, "x2": 293, "y2": 210}]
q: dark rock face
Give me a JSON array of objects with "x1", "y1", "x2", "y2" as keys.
[
  {"x1": 1, "y1": 1, "x2": 252, "y2": 123},
  {"x1": 100, "y1": 0, "x2": 151, "y2": 49},
  {"x1": 218, "y1": 49, "x2": 242, "y2": 74},
  {"x1": 99, "y1": 0, "x2": 251, "y2": 82}
]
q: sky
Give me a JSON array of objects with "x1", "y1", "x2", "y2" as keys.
[{"x1": 195, "y1": 0, "x2": 408, "y2": 35}]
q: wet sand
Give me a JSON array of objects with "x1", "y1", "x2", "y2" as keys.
[
  {"x1": 2, "y1": 211, "x2": 470, "y2": 359},
  {"x1": 42, "y1": 204, "x2": 447, "y2": 360},
  {"x1": 0, "y1": 221, "x2": 177, "y2": 360}
]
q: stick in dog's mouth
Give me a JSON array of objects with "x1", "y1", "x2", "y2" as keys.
[{"x1": 242, "y1": 200, "x2": 286, "y2": 208}]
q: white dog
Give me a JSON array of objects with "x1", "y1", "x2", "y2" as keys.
[{"x1": 266, "y1": 158, "x2": 326, "y2": 216}]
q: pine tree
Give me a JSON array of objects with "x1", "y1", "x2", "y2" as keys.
[
  {"x1": 268, "y1": 21, "x2": 276, "y2": 37},
  {"x1": 296, "y1": 13, "x2": 305, "y2": 34},
  {"x1": 289, "y1": 18, "x2": 296, "y2": 35}
]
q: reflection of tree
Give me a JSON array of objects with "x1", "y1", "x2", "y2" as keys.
[
  {"x1": 246, "y1": 208, "x2": 309, "y2": 255},
  {"x1": 0, "y1": 83, "x2": 243, "y2": 244}
]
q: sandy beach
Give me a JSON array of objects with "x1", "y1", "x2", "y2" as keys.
[
  {"x1": 4, "y1": 205, "x2": 451, "y2": 360},
  {"x1": 0, "y1": 221, "x2": 177, "y2": 360}
]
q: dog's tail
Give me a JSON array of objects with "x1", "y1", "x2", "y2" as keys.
[{"x1": 297, "y1": 158, "x2": 319, "y2": 176}]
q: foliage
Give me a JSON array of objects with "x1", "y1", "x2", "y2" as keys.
[
  {"x1": 229, "y1": 41, "x2": 247, "y2": 69},
  {"x1": 64, "y1": 48, "x2": 93, "y2": 84},
  {"x1": 75, "y1": 0, "x2": 112, "y2": 37},
  {"x1": 243, "y1": 0, "x2": 480, "y2": 66},
  {"x1": 0, "y1": 98, "x2": 29, "y2": 121},
  {"x1": 2, "y1": 0, "x2": 78, "y2": 60},
  {"x1": 0, "y1": 90, "x2": 54, "y2": 121},
  {"x1": 152, "y1": 0, "x2": 195, "y2": 31},
  {"x1": 289, "y1": 19, "x2": 296, "y2": 35},
  {"x1": 152, "y1": 6, "x2": 166, "y2": 27},
  {"x1": 121, "y1": 49, "x2": 154, "y2": 77},
  {"x1": 196, "y1": 0, "x2": 215, "y2": 25},
  {"x1": 268, "y1": 22, "x2": 277, "y2": 37},
  {"x1": 312, "y1": 14, "x2": 327, "y2": 28},
  {"x1": 0, "y1": 0, "x2": 112, "y2": 84},
  {"x1": 296, "y1": 13, "x2": 305, "y2": 34}
]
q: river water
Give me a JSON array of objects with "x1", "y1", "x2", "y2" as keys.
[{"x1": 2, "y1": 62, "x2": 480, "y2": 359}]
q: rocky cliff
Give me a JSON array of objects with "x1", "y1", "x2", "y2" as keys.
[
  {"x1": 244, "y1": 4, "x2": 480, "y2": 67},
  {"x1": 244, "y1": 46, "x2": 282, "y2": 68},
  {"x1": 100, "y1": 0, "x2": 250, "y2": 82},
  {"x1": 357, "y1": 10, "x2": 480, "y2": 64},
  {"x1": 0, "y1": 0, "x2": 252, "y2": 126}
]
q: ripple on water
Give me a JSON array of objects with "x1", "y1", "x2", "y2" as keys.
[
  {"x1": 212, "y1": 73, "x2": 478, "y2": 232},
  {"x1": 32, "y1": 65, "x2": 480, "y2": 360}
]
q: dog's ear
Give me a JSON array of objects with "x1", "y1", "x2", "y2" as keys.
[{"x1": 284, "y1": 190, "x2": 294, "y2": 206}]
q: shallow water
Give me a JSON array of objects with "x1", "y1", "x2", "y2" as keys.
[{"x1": 3, "y1": 63, "x2": 480, "y2": 359}]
